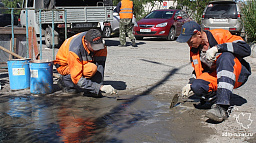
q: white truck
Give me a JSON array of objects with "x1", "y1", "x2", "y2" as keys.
[{"x1": 20, "y1": 0, "x2": 113, "y2": 48}]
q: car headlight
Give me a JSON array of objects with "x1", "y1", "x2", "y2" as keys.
[{"x1": 156, "y1": 22, "x2": 167, "y2": 27}]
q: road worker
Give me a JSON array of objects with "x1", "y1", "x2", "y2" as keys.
[
  {"x1": 176, "y1": 21, "x2": 251, "y2": 122},
  {"x1": 54, "y1": 29, "x2": 117, "y2": 97},
  {"x1": 116, "y1": 0, "x2": 137, "y2": 47}
]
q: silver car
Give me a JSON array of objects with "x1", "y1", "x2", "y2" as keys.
[
  {"x1": 100, "y1": 7, "x2": 137, "y2": 37},
  {"x1": 201, "y1": 1, "x2": 245, "y2": 37}
]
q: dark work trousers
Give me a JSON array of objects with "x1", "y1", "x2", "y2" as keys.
[
  {"x1": 191, "y1": 52, "x2": 251, "y2": 105},
  {"x1": 61, "y1": 61, "x2": 105, "y2": 95}
]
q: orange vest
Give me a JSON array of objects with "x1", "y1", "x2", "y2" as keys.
[
  {"x1": 120, "y1": 0, "x2": 133, "y2": 19},
  {"x1": 54, "y1": 32, "x2": 107, "y2": 84},
  {"x1": 191, "y1": 29, "x2": 244, "y2": 78}
]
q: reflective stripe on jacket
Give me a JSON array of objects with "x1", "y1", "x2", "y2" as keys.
[
  {"x1": 54, "y1": 32, "x2": 107, "y2": 85},
  {"x1": 120, "y1": 0, "x2": 133, "y2": 19},
  {"x1": 190, "y1": 29, "x2": 250, "y2": 78}
]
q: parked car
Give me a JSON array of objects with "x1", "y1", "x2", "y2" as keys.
[
  {"x1": 133, "y1": 9, "x2": 191, "y2": 40},
  {"x1": 0, "y1": 2, "x2": 18, "y2": 27},
  {"x1": 201, "y1": 1, "x2": 245, "y2": 37},
  {"x1": 100, "y1": 7, "x2": 137, "y2": 38}
]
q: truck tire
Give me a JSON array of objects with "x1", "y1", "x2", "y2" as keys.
[
  {"x1": 103, "y1": 26, "x2": 112, "y2": 38},
  {"x1": 45, "y1": 27, "x2": 52, "y2": 48}
]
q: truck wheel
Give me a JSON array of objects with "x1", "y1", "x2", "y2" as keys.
[
  {"x1": 45, "y1": 27, "x2": 52, "y2": 48},
  {"x1": 166, "y1": 27, "x2": 176, "y2": 41},
  {"x1": 103, "y1": 26, "x2": 111, "y2": 38}
]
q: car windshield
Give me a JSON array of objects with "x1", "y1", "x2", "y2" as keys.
[
  {"x1": 204, "y1": 3, "x2": 237, "y2": 19},
  {"x1": 144, "y1": 11, "x2": 174, "y2": 19}
]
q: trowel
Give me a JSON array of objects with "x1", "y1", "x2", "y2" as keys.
[
  {"x1": 169, "y1": 94, "x2": 180, "y2": 108},
  {"x1": 169, "y1": 94, "x2": 197, "y2": 109}
]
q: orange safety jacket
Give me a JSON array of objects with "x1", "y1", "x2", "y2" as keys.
[
  {"x1": 54, "y1": 32, "x2": 107, "y2": 85},
  {"x1": 190, "y1": 29, "x2": 250, "y2": 89},
  {"x1": 119, "y1": 0, "x2": 133, "y2": 19}
]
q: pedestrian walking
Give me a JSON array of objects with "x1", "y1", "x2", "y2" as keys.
[
  {"x1": 116, "y1": 0, "x2": 137, "y2": 47},
  {"x1": 54, "y1": 29, "x2": 117, "y2": 97},
  {"x1": 176, "y1": 21, "x2": 251, "y2": 122}
]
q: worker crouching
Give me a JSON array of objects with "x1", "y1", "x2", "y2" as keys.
[
  {"x1": 54, "y1": 29, "x2": 117, "y2": 97},
  {"x1": 176, "y1": 21, "x2": 251, "y2": 122}
]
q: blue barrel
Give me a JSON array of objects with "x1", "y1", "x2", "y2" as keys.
[
  {"x1": 29, "y1": 60, "x2": 53, "y2": 94},
  {"x1": 7, "y1": 59, "x2": 31, "y2": 90}
]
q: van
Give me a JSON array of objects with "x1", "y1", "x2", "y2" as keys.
[{"x1": 201, "y1": 1, "x2": 245, "y2": 37}]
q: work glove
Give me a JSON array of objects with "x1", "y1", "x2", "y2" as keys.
[
  {"x1": 100, "y1": 85, "x2": 117, "y2": 94},
  {"x1": 206, "y1": 46, "x2": 218, "y2": 61},
  {"x1": 181, "y1": 84, "x2": 192, "y2": 97}
]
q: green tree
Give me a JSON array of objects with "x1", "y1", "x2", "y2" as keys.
[
  {"x1": 2, "y1": 0, "x2": 22, "y2": 15},
  {"x1": 175, "y1": 0, "x2": 211, "y2": 24},
  {"x1": 241, "y1": 0, "x2": 256, "y2": 42}
]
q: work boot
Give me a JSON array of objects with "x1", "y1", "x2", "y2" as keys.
[
  {"x1": 62, "y1": 87, "x2": 78, "y2": 94},
  {"x1": 131, "y1": 39, "x2": 137, "y2": 47},
  {"x1": 57, "y1": 76, "x2": 64, "y2": 89},
  {"x1": 57, "y1": 77, "x2": 78, "y2": 94},
  {"x1": 206, "y1": 104, "x2": 229, "y2": 122}
]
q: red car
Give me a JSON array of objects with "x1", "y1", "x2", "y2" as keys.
[{"x1": 133, "y1": 9, "x2": 191, "y2": 40}]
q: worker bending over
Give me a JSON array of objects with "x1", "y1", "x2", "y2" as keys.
[
  {"x1": 176, "y1": 21, "x2": 251, "y2": 122},
  {"x1": 54, "y1": 29, "x2": 116, "y2": 97}
]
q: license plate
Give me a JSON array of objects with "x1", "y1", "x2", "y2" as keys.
[
  {"x1": 140, "y1": 29, "x2": 151, "y2": 32},
  {"x1": 213, "y1": 19, "x2": 228, "y2": 22},
  {"x1": 73, "y1": 23, "x2": 93, "y2": 28}
]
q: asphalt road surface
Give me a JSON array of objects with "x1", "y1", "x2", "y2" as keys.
[{"x1": 0, "y1": 37, "x2": 255, "y2": 142}]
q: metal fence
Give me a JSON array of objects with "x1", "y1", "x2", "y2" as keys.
[{"x1": 0, "y1": 7, "x2": 67, "y2": 66}]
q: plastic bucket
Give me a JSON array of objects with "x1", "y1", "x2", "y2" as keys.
[
  {"x1": 29, "y1": 60, "x2": 53, "y2": 94},
  {"x1": 7, "y1": 59, "x2": 31, "y2": 90}
]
